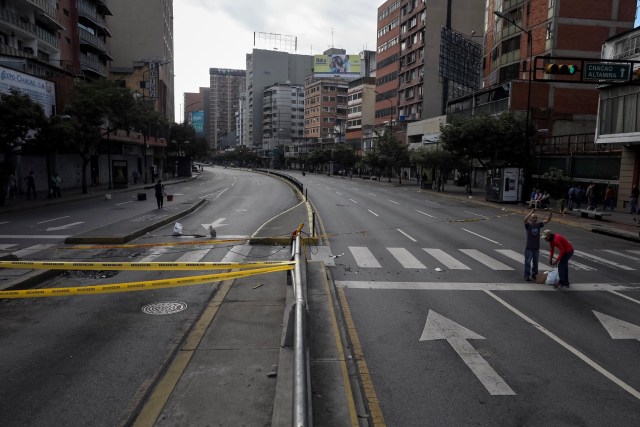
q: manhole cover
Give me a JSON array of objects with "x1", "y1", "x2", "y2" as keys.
[{"x1": 142, "y1": 302, "x2": 187, "y2": 315}]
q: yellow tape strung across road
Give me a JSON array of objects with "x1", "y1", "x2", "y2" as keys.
[
  {"x1": 0, "y1": 260, "x2": 294, "y2": 271},
  {"x1": 61, "y1": 238, "x2": 249, "y2": 250},
  {"x1": 0, "y1": 264, "x2": 293, "y2": 299}
]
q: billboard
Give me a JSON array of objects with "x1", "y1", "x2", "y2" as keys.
[
  {"x1": 189, "y1": 110, "x2": 204, "y2": 135},
  {"x1": 313, "y1": 54, "x2": 361, "y2": 78},
  {"x1": 0, "y1": 65, "x2": 56, "y2": 117}
]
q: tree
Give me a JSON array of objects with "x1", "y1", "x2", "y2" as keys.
[
  {"x1": 0, "y1": 89, "x2": 46, "y2": 204},
  {"x1": 367, "y1": 129, "x2": 409, "y2": 183},
  {"x1": 410, "y1": 146, "x2": 466, "y2": 183},
  {"x1": 331, "y1": 145, "x2": 357, "y2": 172},
  {"x1": 60, "y1": 80, "x2": 142, "y2": 193},
  {"x1": 440, "y1": 110, "x2": 528, "y2": 169}
]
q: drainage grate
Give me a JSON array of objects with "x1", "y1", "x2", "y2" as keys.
[{"x1": 142, "y1": 301, "x2": 188, "y2": 315}]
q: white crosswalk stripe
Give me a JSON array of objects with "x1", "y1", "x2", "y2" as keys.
[
  {"x1": 459, "y1": 249, "x2": 513, "y2": 270},
  {"x1": 0, "y1": 244, "x2": 18, "y2": 250},
  {"x1": 423, "y1": 248, "x2": 470, "y2": 270},
  {"x1": 388, "y1": 248, "x2": 427, "y2": 269},
  {"x1": 12, "y1": 244, "x2": 57, "y2": 258},
  {"x1": 337, "y1": 246, "x2": 639, "y2": 274},
  {"x1": 349, "y1": 247, "x2": 382, "y2": 268}
]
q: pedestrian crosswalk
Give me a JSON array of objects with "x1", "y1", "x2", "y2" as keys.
[
  {"x1": 313, "y1": 246, "x2": 640, "y2": 273},
  {"x1": 0, "y1": 243, "x2": 57, "y2": 258}
]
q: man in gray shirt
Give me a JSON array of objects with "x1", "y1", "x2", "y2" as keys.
[{"x1": 524, "y1": 208, "x2": 552, "y2": 281}]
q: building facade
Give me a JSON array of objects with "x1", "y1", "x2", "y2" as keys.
[
  {"x1": 245, "y1": 49, "x2": 313, "y2": 151},
  {"x1": 375, "y1": 0, "x2": 401, "y2": 129},
  {"x1": 346, "y1": 77, "x2": 377, "y2": 155},
  {"x1": 262, "y1": 82, "x2": 305, "y2": 168},
  {"x1": 107, "y1": 0, "x2": 175, "y2": 122},
  {"x1": 209, "y1": 68, "x2": 245, "y2": 151},
  {"x1": 184, "y1": 88, "x2": 209, "y2": 143}
]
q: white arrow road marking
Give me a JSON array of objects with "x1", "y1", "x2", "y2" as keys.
[
  {"x1": 486, "y1": 291, "x2": 640, "y2": 401},
  {"x1": 594, "y1": 311, "x2": 640, "y2": 341},
  {"x1": 201, "y1": 218, "x2": 228, "y2": 230},
  {"x1": 420, "y1": 310, "x2": 515, "y2": 396},
  {"x1": 46, "y1": 222, "x2": 84, "y2": 231}
]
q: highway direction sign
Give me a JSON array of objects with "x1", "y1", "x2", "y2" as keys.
[{"x1": 583, "y1": 62, "x2": 632, "y2": 82}]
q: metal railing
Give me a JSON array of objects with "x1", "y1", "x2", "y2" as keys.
[{"x1": 290, "y1": 231, "x2": 311, "y2": 426}]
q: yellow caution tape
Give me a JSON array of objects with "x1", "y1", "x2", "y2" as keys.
[
  {"x1": 0, "y1": 260, "x2": 294, "y2": 271},
  {"x1": 0, "y1": 264, "x2": 293, "y2": 299}
]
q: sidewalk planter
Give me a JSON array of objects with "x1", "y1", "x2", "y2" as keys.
[{"x1": 167, "y1": 195, "x2": 174, "y2": 201}]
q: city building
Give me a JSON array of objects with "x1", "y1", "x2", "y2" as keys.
[
  {"x1": 262, "y1": 82, "x2": 305, "y2": 168},
  {"x1": 184, "y1": 88, "x2": 209, "y2": 143},
  {"x1": 595, "y1": 28, "x2": 640, "y2": 210},
  {"x1": 375, "y1": 0, "x2": 401, "y2": 130},
  {"x1": 107, "y1": 0, "x2": 175, "y2": 122},
  {"x1": 209, "y1": 68, "x2": 245, "y2": 151},
  {"x1": 346, "y1": 77, "x2": 377, "y2": 156},
  {"x1": 245, "y1": 49, "x2": 313, "y2": 151}
]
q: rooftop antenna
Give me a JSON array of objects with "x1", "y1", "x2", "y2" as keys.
[{"x1": 331, "y1": 27, "x2": 334, "y2": 48}]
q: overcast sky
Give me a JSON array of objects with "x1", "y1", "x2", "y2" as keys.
[
  {"x1": 172, "y1": 0, "x2": 378, "y2": 120},
  {"x1": 172, "y1": 1, "x2": 640, "y2": 121}
]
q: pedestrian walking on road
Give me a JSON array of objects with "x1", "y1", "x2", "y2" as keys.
[
  {"x1": 543, "y1": 229, "x2": 574, "y2": 289},
  {"x1": 154, "y1": 179, "x2": 165, "y2": 209},
  {"x1": 523, "y1": 208, "x2": 552, "y2": 282},
  {"x1": 24, "y1": 170, "x2": 36, "y2": 199}
]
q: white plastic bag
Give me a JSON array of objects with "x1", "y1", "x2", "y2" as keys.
[
  {"x1": 173, "y1": 222, "x2": 183, "y2": 236},
  {"x1": 545, "y1": 268, "x2": 559, "y2": 285}
]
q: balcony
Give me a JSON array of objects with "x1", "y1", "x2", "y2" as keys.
[
  {"x1": 0, "y1": 8, "x2": 57, "y2": 48},
  {"x1": 78, "y1": 0, "x2": 111, "y2": 35},
  {"x1": 79, "y1": 53, "x2": 107, "y2": 76},
  {"x1": 79, "y1": 27, "x2": 107, "y2": 52}
]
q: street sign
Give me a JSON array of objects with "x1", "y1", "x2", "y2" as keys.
[{"x1": 583, "y1": 62, "x2": 632, "y2": 82}]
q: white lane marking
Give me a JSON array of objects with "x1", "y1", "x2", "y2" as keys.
[
  {"x1": 464, "y1": 211, "x2": 489, "y2": 218},
  {"x1": 388, "y1": 199, "x2": 399, "y2": 204},
  {"x1": 13, "y1": 244, "x2": 56, "y2": 258},
  {"x1": 221, "y1": 244, "x2": 251, "y2": 263},
  {"x1": 0, "y1": 221, "x2": 10, "y2": 225},
  {"x1": 495, "y1": 249, "x2": 524, "y2": 264},
  {"x1": 460, "y1": 228, "x2": 501, "y2": 245},
  {"x1": 607, "y1": 291, "x2": 640, "y2": 305},
  {"x1": 336, "y1": 192, "x2": 343, "y2": 196},
  {"x1": 349, "y1": 246, "x2": 382, "y2": 268},
  {"x1": 387, "y1": 247, "x2": 426, "y2": 269},
  {"x1": 397, "y1": 229, "x2": 417, "y2": 242},
  {"x1": 335, "y1": 281, "x2": 636, "y2": 291},
  {"x1": 116, "y1": 201, "x2": 134, "y2": 206},
  {"x1": 349, "y1": 199, "x2": 358, "y2": 204},
  {"x1": 46, "y1": 222, "x2": 84, "y2": 231},
  {"x1": 459, "y1": 249, "x2": 513, "y2": 270},
  {"x1": 423, "y1": 248, "x2": 470, "y2": 270},
  {"x1": 539, "y1": 249, "x2": 596, "y2": 271},
  {"x1": 368, "y1": 192, "x2": 377, "y2": 196},
  {"x1": 415, "y1": 209, "x2": 435, "y2": 218},
  {"x1": 420, "y1": 310, "x2": 515, "y2": 396},
  {"x1": 574, "y1": 250, "x2": 635, "y2": 271},
  {"x1": 368, "y1": 210, "x2": 379, "y2": 217},
  {"x1": 486, "y1": 291, "x2": 640, "y2": 401},
  {"x1": 0, "y1": 244, "x2": 18, "y2": 250},
  {"x1": 200, "y1": 188, "x2": 228, "y2": 200},
  {"x1": 603, "y1": 250, "x2": 640, "y2": 262},
  {"x1": 0, "y1": 235, "x2": 70, "y2": 239},
  {"x1": 37, "y1": 216, "x2": 70, "y2": 224},
  {"x1": 352, "y1": 188, "x2": 359, "y2": 190}
]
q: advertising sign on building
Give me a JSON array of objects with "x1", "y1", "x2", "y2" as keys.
[
  {"x1": 313, "y1": 55, "x2": 361, "y2": 79},
  {"x1": 0, "y1": 65, "x2": 56, "y2": 116},
  {"x1": 189, "y1": 110, "x2": 204, "y2": 135}
]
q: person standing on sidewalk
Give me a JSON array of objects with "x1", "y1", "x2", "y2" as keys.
[
  {"x1": 24, "y1": 171, "x2": 36, "y2": 199},
  {"x1": 154, "y1": 179, "x2": 165, "y2": 209},
  {"x1": 51, "y1": 172, "x2": 62, "y2": 199},
  {"x1": 523, "y1": 208, "x2": 552, "y2": 282},
  {"x1": 543, "y1": 229, "x2": 574, "y2": 289},
  {"x1": 630, "y1": 184, "x2": 639, "y2": 214},
  {"x1": 585, "y1": 182, "x2": 596, "y2": 209}
]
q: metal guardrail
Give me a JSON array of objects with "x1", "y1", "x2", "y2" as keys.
[
  {"x1": 255, "y1": 169, "x2": 303, "y2": 193},
  {"x1": 290, "y1": 231, "x2": 311, "y2": 426}
]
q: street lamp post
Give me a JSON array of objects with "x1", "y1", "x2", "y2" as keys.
[{"x1": 494, "y1": 10, "x2": 533, "y2": 204}]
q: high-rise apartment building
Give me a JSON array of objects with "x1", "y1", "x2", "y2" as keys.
[
  {"x1": 346, "y1": 77, "x2": 377, "y2": 155},
  {"x1": 107, "y1": 0, "x2": 175, "y2": 122},
  {"x1": 375, "y1": 0, "x2": 401, "y2": 129},
  {"x1": 184, "y1": 88, "x2": 209, "y2": 142},
  {"x1": 210, "y1": 68, "x2": 245, "y2": 151},
  {"x1": 245, "y1": 49, "x2": 313, "y2": 151},
  {"x1": 262, "y1": 82, "x2": 305, "y2": 168},
  {"x1": 447, "y1": 0, "x2": 636, "y2": 137}
]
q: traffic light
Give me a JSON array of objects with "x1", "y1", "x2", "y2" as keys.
[{"x1": 544, "y1": 63, "x2": 577, "y2": 75}]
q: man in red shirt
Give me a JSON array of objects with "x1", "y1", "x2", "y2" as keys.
[{"x1": 542, "y1": 230, "x2": 574, "y2": 289}]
